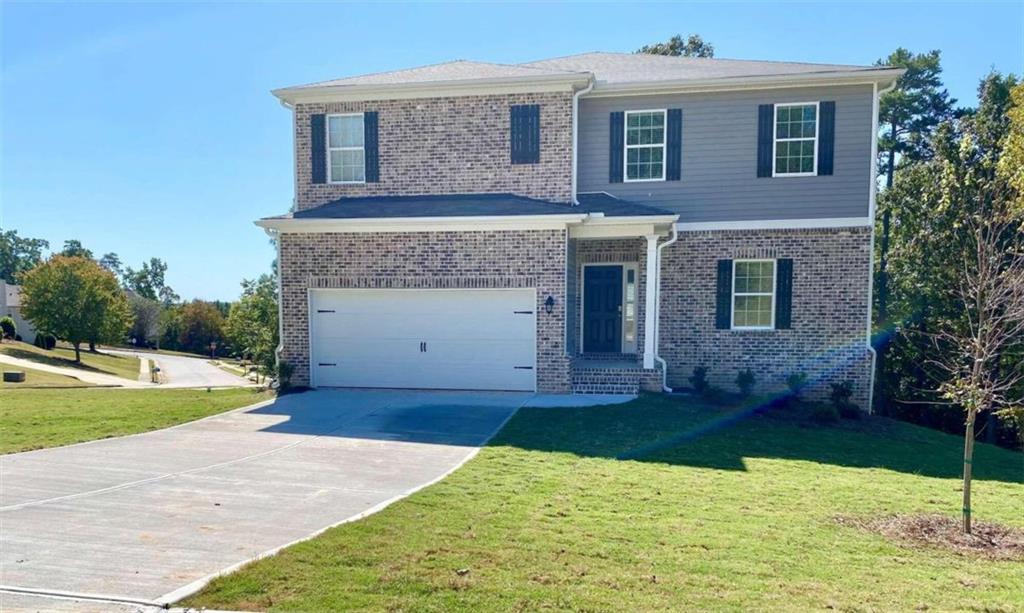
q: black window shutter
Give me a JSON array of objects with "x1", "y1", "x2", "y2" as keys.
[
  {"x1": 775, "y1": 258, "x2": 794, "y2": 329},
  {"x1": 310, "y1": 114, "x2": 326, "y2": 184},
  {"x1": 510, "y1": 104, "x2": 540, "y2": 164},
  {"x1": 817, "y1": 101, "x2": 835, "y2": 176},
  {"x1": 364, "y1": 111, "x2": 380, "y2": 182},
  {"x1": 715, "y1": 259, "x2": 733, "y2": 329},
  {"x1": 756, "y1": 104, "x2": 774, "y2": 178},
  {"x1": 609, "y1": 111, "x2": 624, "y2": 183},
  {"x1": 666, "y1": 108, "x2": 682, "y2": 181}
]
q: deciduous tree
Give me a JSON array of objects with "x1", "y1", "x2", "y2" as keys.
[
  {"x1": 0, "y1": 229, "x2": 48, "y2": 284},
  {"x1": 637, "y1": 34, "x2": 714, "y2": 58},
  {"x1": 19, "y1": 256, "x2": 131, "y2": 362},
  {"x1": 225, "y1": 274, "x2": 278, "y2": 382}
]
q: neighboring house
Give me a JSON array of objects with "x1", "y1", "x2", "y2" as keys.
[
  {"x1": 1, "y1": 280, "x2": 37, "y2": 344},
  {"x1": 260, "y1": 52, "x2": 903, "y2": 408}
]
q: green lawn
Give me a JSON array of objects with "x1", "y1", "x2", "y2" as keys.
[
  {"x1": 0, "y1": 387, "x2": 273, "y2": 454},
  {"x1": 0, "y1": 364, "x2": 94, "y2": 388},
  {"x1": 0, "y1": 341, "x2": 140, "y2": 381},
  {"x1": 184, "y1": 395, "x2": 1024, "y2": 612}
]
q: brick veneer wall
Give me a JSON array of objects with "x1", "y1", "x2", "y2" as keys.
[
  {"x1": 293, "y1": 92, "x2": 574, "y2": 210},
  {"x1": 659, "y1": 227, "x2": 873, "y2": 409},
  {"x1": 279, "y1": 229, "x2": 570, "y2": 392}
]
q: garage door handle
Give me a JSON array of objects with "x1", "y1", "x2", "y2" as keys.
[
  {"x1": 318, "y1": 362, "x2": 336, "y2": 367},
  {"x1": 316, "y1": 309, "x2": 335, "y2": 313},
  {"x1": 514, "y1": 366, "x2": 534, "y2": 370},
  {"x1": 513, "y1": 310, "x2": 533, "y2": 315}
]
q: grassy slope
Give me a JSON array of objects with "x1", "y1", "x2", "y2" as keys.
[
  {"x1": 0, "y1": 387, "x2": 273, "y2": 454},
  {"x1": 0, "y1": 364, "x2": 94, "y2": 388},
  {"x1": 0, "y1": 341, "x2": 140, "y2": 380},
  {"x1": 185, "y1": 395, "x2": 1024, "y2": 612}
]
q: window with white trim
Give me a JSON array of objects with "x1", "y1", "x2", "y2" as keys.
[
  {"x1": 327, "y1": 113, "x2": 365, "y2": 183},
  {"x1": 625, "y1": 110, "x2": 666, "y2": 181},
  {"x1": 732, "y1": 259, "x2": 776, "y2": 329},
  {"x1": 773, "y1": 103, "x2": 818, "y2": 176}
]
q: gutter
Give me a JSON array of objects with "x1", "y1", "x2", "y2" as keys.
[
  {"x1": 653, "y1": 224, "x2": 679, "y2": 391},
  {"x1": 583, "y1": 68, "x2": 906, "y2": 98},
  {"x1": 571, "y1": 79, "x2": 595, "y2": 205}
]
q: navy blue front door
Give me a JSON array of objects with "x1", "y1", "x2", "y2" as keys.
[{"x1": 583, "y1": 265, "x2": 623, "y2": 353}]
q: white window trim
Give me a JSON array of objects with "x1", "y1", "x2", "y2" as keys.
[
  {"x1": 623, "y1": 109, "x2": 667, "y2": 183},
  {"x1": 326, "y1": 112, "x2": 366, "y2": 184},
  {"x1": 731, "y1": 259, "x2": 777, "y2": 330},
  {"x1": 771, "y1": 101, "x2": 819, "y2": 178}
]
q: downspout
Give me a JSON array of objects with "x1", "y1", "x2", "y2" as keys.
[
  {"x1": 865, "y1": 79, "x2": 896, "y2": 414},
  {"x1": 272, "y1": 97, "x2": 296, "y2": 366},
  {"x1": 571, "y1": 78, "x2": 594, "y2": 205},
  {"x1": 653, "y1": 223, "x2": 679, "y2": 392}
]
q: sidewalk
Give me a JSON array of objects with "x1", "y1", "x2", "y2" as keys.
[{"x1": 0, "y1": 354, "x2": 152, "y2": 388}]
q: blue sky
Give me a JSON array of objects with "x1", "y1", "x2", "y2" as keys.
[{"x1": 2, "y1": 1, "x2": 1021, "y2": 301}]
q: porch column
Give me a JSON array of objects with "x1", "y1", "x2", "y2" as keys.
[{"x1": 643, "y1": 234, "x2": 658, "y2": 369}]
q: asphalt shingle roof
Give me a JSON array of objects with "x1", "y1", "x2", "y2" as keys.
[
  {"x1": 289, "y1": 60, "x2": 586, "y2": 89},
  {"x1": 521, "y1": 51, "x2": 885, "y2": 85},
  {"x1": 281, "y1": 193, "x2": 675, "y2": 220}
]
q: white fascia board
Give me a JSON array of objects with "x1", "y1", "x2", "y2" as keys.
[
  {"x1": 273, "y1": 73, "x2": 593, "y2": 104},
  {"x1": 675, "y1": 217, "x2": 872, "y2": 232},
  {"x1": 256, "y1": 214, "x2": 588, "y2": 234},
  {"x1": 584, "y1": 69, "x2": 905, "y2": 99}
]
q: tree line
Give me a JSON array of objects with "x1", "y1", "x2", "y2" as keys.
[{"x1": 0, "y1": 234, "x2": 279, "y2": 378}]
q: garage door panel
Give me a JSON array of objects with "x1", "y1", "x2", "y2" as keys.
[{"x1": 310, "y1": 289, "x2": 536, "y2": 391}]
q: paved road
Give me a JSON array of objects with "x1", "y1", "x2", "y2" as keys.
[
  {"x1": 0, "y1": 390, "x2": 526, "y2": 608},
  {"x1": 110, "y1": 350, "x2": 253, "y2": 388}
]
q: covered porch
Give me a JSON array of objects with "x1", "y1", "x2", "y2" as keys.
[{"x1": 565, "y1": 207, "x2": 676, "y2": 393}]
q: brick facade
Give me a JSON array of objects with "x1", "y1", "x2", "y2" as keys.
[
  {"x1": 572, "y1": 238, "x2": 648, "y2": 357},
  {"x1": 293, "y1": 92, "x2": 574, "y2": 210},
  {"x1": 279, "y1": 229, "x2": 570, "y2": 392},
  {"x1": 658, "y1": 226, "x2": 873, "y2": 408}
]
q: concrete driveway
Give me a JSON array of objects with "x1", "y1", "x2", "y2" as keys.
[{"x1": 0, "y1": 389, "x2": 527, "y2": 609}]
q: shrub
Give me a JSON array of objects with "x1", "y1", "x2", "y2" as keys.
[
  {"x1": 810, "y1": 402, "x2": 840, "y2": 424},
  {"x1": 736, "y1": 368, "x2": 756, "y2": 397},
  {"x1": 33, "y1": 333, "x2": 56, "y2": 350},
  {"x1": 786, "y1": 372, "x2": 809, "y2": 398},
  {"x1": 830, "y1": 380, "x2": 862, "y2": 419},
  {"x1": 689, "y1": 366, "x2": 709, "y2": 395},
  {"x1": 0, "y1": 316, "x2": 15, "y2": 340},
  {"x1": 276, "y1": 360, "x2": 294, "y2": 391}
]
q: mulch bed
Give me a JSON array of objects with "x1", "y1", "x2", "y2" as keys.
[{"x1": 836, "y1": 514, "x2": 1024, "y2": 561}]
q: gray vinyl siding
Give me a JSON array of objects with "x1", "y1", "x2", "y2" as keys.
[{"x1": 578, "y1": 85, "x2": 874, "y2": 222}]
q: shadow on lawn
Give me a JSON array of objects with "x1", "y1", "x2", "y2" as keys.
[
  {"x1": 245, "y1": 389, "x2": 1021, "y2": 483},
  {"x1": 0, "y1": 347, "x2": 116, "y2": 376},
  {"x1": 489, "y1": 394, "x2": 1024, "y2": 483}
]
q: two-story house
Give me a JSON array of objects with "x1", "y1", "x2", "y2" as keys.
[{"x1": 260, "y1": 52, "x2": 903, "y2": 409}]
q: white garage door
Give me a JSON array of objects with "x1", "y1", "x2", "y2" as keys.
[{"x1": 309, "y1": 288, "x2": 537, "y2": 391}]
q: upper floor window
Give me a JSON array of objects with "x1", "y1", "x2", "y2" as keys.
[
  {"x1": 773, "y1": 103, "x2": 818, "y2": 176},
  {"x1": 328, "y1": 113, "x2": 365, "y2": 183},
  {"x1": 625, "y1": 110, "x2": 666, "y2": 182},
  {"x1": 732, "y1": 259, "x2": 776, "y2": 329}
]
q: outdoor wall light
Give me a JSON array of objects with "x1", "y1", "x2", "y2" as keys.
[{"x1": 544, "y1": 295, "x2": 555, "y2": 314}]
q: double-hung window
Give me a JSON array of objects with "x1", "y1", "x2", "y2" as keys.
[
  {"x1": 327, "y1": 113, "x2": 365, "y2": 183},
  {"x1": 732, "y1": 259, "x2": 776, "y2": 329},
  {"x1": 773, "y1": 102, "x2": 818, "y2": 176},
  {"x1": 625, "y1": 110, "x2": 666, "y2": 181}
]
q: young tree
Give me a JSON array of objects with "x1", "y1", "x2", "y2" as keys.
[
  {"x1": 636, "y1": 34, "x2": 714, "y2": 58},
  {"x1": 903, "y1": 79, "x2": 1023, "y2": 533},
  {"x1": 0, "y1": 229, "x2": 48, "y2": 284},
  {"x1": 98, "y1": 253, "x2": 124, "y2": 281},
  {"x1": 225, "y1": 274, "x2": 278, "y2": 382},
  {"x1": 19, "y1": 256, "x2": 131, "y2": 362}
]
